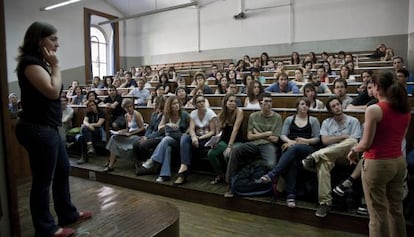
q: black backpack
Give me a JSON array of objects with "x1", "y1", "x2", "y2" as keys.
[{"x1": 231, "y1": 161, "x2": 273, "y2": 197}]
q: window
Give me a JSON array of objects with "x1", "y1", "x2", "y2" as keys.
[{"x1": 90, "y1": 26, "x2": 107, "y2": 78}]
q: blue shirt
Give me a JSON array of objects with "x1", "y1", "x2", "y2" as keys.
[{"x1": 265, "y1": 81, "x2": 299, "y2": 94}]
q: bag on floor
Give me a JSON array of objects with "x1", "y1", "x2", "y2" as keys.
[{"x1": 231, "y1": 161, "x2": 273, "y2": 197}]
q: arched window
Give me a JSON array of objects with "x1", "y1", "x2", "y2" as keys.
[{"x1": 90, "y1": 26, "x2": 107, "y2": 78}]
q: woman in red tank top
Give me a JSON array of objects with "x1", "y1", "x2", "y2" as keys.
[{"x1": 348, "y1": 71, "x2": 411, "y2": 237}]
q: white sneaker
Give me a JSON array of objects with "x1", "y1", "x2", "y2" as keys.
[{"x1": 142, "y1": 159, "x2": 154, "y2": 169}]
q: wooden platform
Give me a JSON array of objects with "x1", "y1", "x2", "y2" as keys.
[
  {"x1": 18, "y1": 173, "x2": 179, "y2": 237},
  {"x1": 66, "y1": 154, "x2": 414, "y2": 236}
]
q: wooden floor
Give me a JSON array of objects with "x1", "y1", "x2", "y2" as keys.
[{"x1": 18, "y1": 177, "x2": 366, "y2": 237}]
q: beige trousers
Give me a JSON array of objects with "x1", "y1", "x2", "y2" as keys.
[
  {"x1": 362, "y1": 157, "x2": 407, "y2": 237},
  {"x1": 312, "y1": 137, "x2": 358, "y2": 205}
]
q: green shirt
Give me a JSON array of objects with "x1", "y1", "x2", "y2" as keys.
[{"x1": 248, "y1": 111, "x2": 282, "y2": 145}]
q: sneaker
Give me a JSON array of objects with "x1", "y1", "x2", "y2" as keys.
[
  {"x1": 76, "y1": 156, "x2": 88, "y2": 164},
  {"x1": 87, "y1": 144, "x2": 95, "y2": 156},
  {"x1": 302, "y1": 155, "x2": 316, "y2": 172},
  {"x1": 286, "y1": 198, "x2": 296, "y2": 208},
  {"x1": 356, "y1": 204, "x2": 368, "y2": 216},
  {"x1": 142, "y1": 159, "x2": 154, "y2": 169},
  {"x1": 315, "y1": 204, "x2": 331, "y2": 218},
  {"x1": 156, "y1": 176, "x2": 171, "y2": 183},
  {"x1": 333, "y1": 179, "x2": 353, "y2": 197}
]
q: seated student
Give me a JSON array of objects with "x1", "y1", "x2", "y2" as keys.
[
  {"x1": 225, "y1": 92, "x2": 282, "y2": 197},
  {"x1": 91, "y1": 76, "x2": 104, "y2": 89},
  {"x1": 226, "y1": 69, "x2": 239, "y2": 84},
  {"x1": 301, "y1": 96, "x2": 362, "y2": 218},
  {"x1": 84, "y1": 90, "x2": 102, "y2": 105},
  {"x1": 244, "y1": 81, "x2": 264, "y2": 109},
  {"x1": 215, "y1": 76, "x2": 229, "y2": 94},
  {"x1": 128, "y1": 78, "x2": 151, "y2": 106},
  {"x1": 8, "y1": 92, "x2": 21, "y2": 116},
  {"x1": 147, "y1": 84, "x2": 165, "y2": 107},
  {"x1": 250, "y1": 58, "x2": 264, "y2": 73},
  {"x1": 321, "y1": 61, "x2": 336, "y2": 77},
  {"x1": 66, "y1": 80, "x2": 79, "y2": 100},
  {"x1": 61, "y1": 96, "x2": 74, "y2": 143},
  {"x1": 336, "y1": 65, "x2": 355, "y2": 82},
  {"x1": 251, "y1": 68, "x2": 266, "y2": 84},
  {"x1": 369, "y1": 43, "x2": 394, "y2": 61},
  {"x1": 239, "y1": 73, "x2": 254, "y2": 94},
  {"x1": 347, "y1": 79, "x2": 377, "y2": 110},
  {"x1": 100, "y1": 85, "x2": 126, "y2": 130},
  {"x1": 300, "y1": 72, "x2": 332, "y2": 94},
  {"x1": 186, "y1": 87, "x2": 210, "y2": 108},
  {"x1": 292, "y1": 68, "x2": 308, "y2": 86},
  {"x1": 190, "y1": 72, "x2": 213, "y2": 94},
  {"x1": 175, "y1": 86, "x2": 189, "y2": 107},
  {"x1": 302, "y1": 83, "x2": 325, "y2": 110},
  {"x1": 316, "y1": 66, "x2": 329, "y2": 83},
  {"x1": 134, "y1": 96, "x2": 165, "y2": 167},
  {"x1": 70, "y1": 86, "x2": 86, "y2": 105},
  {"x1": 290, "y1": 51, "x2": 301, "y2": 65},
  {"x1": 207, "y1": 94, "x2": 244, "y2": 185},
  {"x1": 265, "y1": 72, "x2": 299, "y2": 94},
  {"x1": 302, "y1": 60, "x2": 313, "y2": 79},
  {"x1": 261, "y1": 97, "x2": 321, "y2": 207},
  {"x1": 158, "y1": 73, "x2": 171, "y2": 94},
  {"x1": 120, "y1": 71, "x2": 137, "y2": 88},
  {"x1": 174, "y1": 95, "x2": 217, "y2": 186},
  {"x1": 393, "y1": 56, "x2": 414, "y2": 82},
  {"x1": 103, "y1": 98, "x2": 146, "y2": 172},
  {"x1": 396, "y1": 68, "x2": 414, "y2": 94},
  {"x1": 332, "y1": 78, "x2": 353, "y2": 109},
  {"x1": 356, "y1": 70, "x2": 373, "y2": 94},
  {"x1": 76, "y1": 100, "x2": 106, "y2": 164},
  {"x1": 226, "y1": 82, "x2": 243, "y2": 107},
  {"x1": 137, "y1": 96, "x2": 191, "y2": 182}
]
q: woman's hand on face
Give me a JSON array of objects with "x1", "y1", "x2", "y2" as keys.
[{"x1": 42, "y1": 47, "x2": 59, "y2": 66}]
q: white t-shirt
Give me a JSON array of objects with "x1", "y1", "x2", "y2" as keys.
[{"x1": 190, "y1": 108, "x2": 217, "y2": 136}]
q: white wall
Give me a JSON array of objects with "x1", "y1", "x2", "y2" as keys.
[
  {"x1": 4, "y1": 0, "x2": 121, "y2": 83},
  {"x1": 5, "y1": 0, "x2": 411, "y2": 84},
  {"x1": 123, "y1": 0, "x2": 409, "y2": 56}
]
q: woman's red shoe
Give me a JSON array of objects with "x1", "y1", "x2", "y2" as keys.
[
  {"x1": 78, "y1": 211, "x2": 92, "y2": 222},
  {"x1": 53, "y1": 228, "x2": 75, "y2": 237}
]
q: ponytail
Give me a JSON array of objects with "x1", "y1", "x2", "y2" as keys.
[
  {"x1": 387, "y1": 81, "x2": 410, "y2": 113},
  {"x1": 374, "y1": 71, "x2": 410, "y2": 113}
]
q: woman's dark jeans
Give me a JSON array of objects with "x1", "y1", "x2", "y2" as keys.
[{"x1": 16, "y1": 119, "x2": 79, "y2": 236}]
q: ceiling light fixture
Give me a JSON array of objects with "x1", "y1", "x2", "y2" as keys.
[{"x1": 40, "y1": 0, "x2": 83, "y2": 11}]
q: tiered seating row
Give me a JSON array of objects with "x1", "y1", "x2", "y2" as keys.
[{"x1": 69, "y1": 104, "x2": 414, "y2": 153}]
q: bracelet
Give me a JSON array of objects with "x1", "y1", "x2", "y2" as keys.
[{"x1": 227, "y1": 144, "x2": 233, "y2": 148}]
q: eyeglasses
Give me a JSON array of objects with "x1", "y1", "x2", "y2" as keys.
[
  {"x1": 196, "y1": 99, "x2": 205, "y2": 104},
  {"x1": 262, "y1": 99, "x2": 272, "y2": 103}
]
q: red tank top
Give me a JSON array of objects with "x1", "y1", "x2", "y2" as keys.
[{"x1": 363, "y1": 102, "x2": 411, "y2": 159}]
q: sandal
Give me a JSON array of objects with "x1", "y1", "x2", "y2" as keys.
[{"x1": 210, "y1": 175, "x2": 224, "y2": 185}]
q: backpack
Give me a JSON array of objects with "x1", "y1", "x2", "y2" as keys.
[{"x1": 231, "y1": 161, "x2": 273, "y2": 197}]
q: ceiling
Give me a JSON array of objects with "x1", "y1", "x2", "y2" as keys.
[{"x1": 103, "y1": 0, "x2": 198, "y2": 17}]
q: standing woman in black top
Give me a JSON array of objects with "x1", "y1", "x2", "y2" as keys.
[{"x1": 15, "y1": 22, "x2": 91, "y2": 237}]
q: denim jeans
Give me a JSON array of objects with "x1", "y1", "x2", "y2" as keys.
[
  {"x1": 180, "y1": 134, "x2": 209, "y2": 166},
  {"x1": 134, "y1": 137, "x2": 163, "y2": 161},
  {"x1": 16, "y1": 119, "x2": 78, "y2": 237},
  {"x1": 267, "y1": 144, "x2": 315, "y2": 198},
  {"x1": 78, "y1": 125, "x2": 103, "y2": 155},
  {"x1": 151, "y1": 136, "x2": 179, "y2": 177}
]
